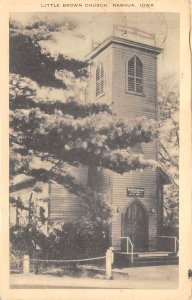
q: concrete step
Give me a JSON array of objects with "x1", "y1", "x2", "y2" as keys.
[
  {"x1": 113, "y1": 251, "x2": 179, "y2": 268},
  {"x1": 134, "y1": 256, "x2": 179, "y2": 267}
]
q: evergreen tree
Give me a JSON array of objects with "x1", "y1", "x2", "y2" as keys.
[
  {"x1": 10, "y1": 18, "x2": 158, "y2": 195},
  {"x1": 158, "y1": 79, "x2": 179, "y2": 235},
  {"x1": 9, "y1": 18, "x2": 160, "y2": 256}
]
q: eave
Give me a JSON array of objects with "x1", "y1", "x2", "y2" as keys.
[{"x1": 86, "y1": 36, "x2": 163, "y2": 60}]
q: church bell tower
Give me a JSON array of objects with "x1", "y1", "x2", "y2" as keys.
[{"x1": 86, "y1": 36, "x2": 170, "y2": 252}]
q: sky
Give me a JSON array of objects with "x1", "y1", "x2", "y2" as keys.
[{"x1": 10, "y1": 12, "x2": 180, "y2": 83}]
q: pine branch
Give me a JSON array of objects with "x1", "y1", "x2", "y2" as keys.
[
  {"x1": 159, "y1": 142, "x2": 178, "y2": 167},
  {"x1": 10, "y1": 32, "x2": 88, "y2": 87},
  {"x1": 170, "y1": 115, "x2": 179, "y2": 145},
  {"x1": 10, "y1": 95, "x2": 111, "y2": 118},
  {"x1": 10, "y1": 109, "x2": 158, "y2": 153}
]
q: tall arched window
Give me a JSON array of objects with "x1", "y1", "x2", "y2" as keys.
[
  {"x1": 128, "y1": 56, "x2": 143, "y2": 94},
  {"x1": 96, "y1": 62, "x2": 104, "y2": 97}
]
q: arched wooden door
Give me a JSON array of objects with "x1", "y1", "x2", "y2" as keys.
[{"x1": 122, "y1": 201, "x2": 148, "y2": 252}]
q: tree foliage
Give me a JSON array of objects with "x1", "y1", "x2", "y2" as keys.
[
  {"x1": 9, "y1": 17, "x2": 160, "y2": 257},
  {"x1": 9, "y1": 18, "x2": 158, "y2": 192},
  {"x1": 158, "y1": 81, "x2": 179, "y2": 234}
]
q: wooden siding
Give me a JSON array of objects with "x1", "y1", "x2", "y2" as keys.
[
  {"x1": 132, "y1": 141, "x2": 157, "y2": 160},
  {"x1": 157, "y1": 173, "x2": 164, "y2": 234},
  {"x1": 66, "y1": 164, "x2": 88, "y2": 186},
  {"x1": 109, "y1": 42, "x2": 159, "y2": 250},
  {"x1": 49, "y1": 164, "x2": 88, "y2": 222},
  {"x1": 88, "y1": 167, "x2": 111, "y2": 204},
  {"x1": 9, "y1": 165, "x2": 89, "y2": 225},
  {"x1": 9, "y1": 38, "x2": 164, "y2": 253},
  {"x1": 111, "y1": 169, "x2": 158, "y2": 250},
  {"x1": 87, "y1": 46, "x2": 113, "y2": 105},
  {"x1": 141, "y1": 141, "x2": 157, "y2": 160},
  {"x1": 87, "y1": 39, "x2": 162, "y2": 251},
  {"x1": 112, "y1": 44, "x2": 157, "y2": 119},
  {"x1": 49, "y1": 183, "x2": 83, "y2": 223}
]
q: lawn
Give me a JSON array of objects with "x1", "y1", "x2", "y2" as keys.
[{"x1": 10, "y1": 265, "x2": 179, "y2": 289}]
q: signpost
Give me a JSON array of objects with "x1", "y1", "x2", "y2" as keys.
[{"x1": 127, "y1": 187, "x2": 144, "y2": 197}]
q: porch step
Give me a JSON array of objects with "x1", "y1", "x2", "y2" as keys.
[{"x1": 113, "y1": 251, "x2": 179, "y2": 268}]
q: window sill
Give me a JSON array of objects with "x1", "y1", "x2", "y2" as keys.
[
  {"x1": 96, "y1": 92, "x2": 105, "y2": 100},
  {"x1": 125, "y1": 90, "x2": 145, "y2": 97}
]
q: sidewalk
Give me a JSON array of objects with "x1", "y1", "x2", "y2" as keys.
[{"x1": 10, "y1": 265, "x2": 179, "y2": 289}]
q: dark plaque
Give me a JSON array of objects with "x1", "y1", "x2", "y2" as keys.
[{"x1": 127, "y1": 187, "x2": 144, "y2": 197}]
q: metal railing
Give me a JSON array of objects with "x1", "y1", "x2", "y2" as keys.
[
  {"x1": 112, "y1": 236, "x2": 134, "y2": 263},
  {"x1": 157, "y1": 236, "x2": 179, "y2": 254}
]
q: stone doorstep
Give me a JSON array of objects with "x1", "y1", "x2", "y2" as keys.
[
  {"x1": 116, "y1": 251, "x2": 173, "y2": 258},
  {"x1": 113, "y1": 251, "x2": 178, "y2": 267},
  {"x1": 137, "y1": 252, "x2": 170, "y2": 258}
]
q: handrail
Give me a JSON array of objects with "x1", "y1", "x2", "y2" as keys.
[
  {"x1": 157, "y1": 236, "x2": 179, "y2": 253},
  {"x1": 175, "y1": 237, "x2": 179, "y2": 254},
  {"x1": 127, "y1": 236, "x2": 134, "y2": 264},
  {"x1": 111, "y1": 236, "x2": 134, "y2": 263},
  {"x1": 157, "y1": 235, "x2": 177, "y2": 239}
]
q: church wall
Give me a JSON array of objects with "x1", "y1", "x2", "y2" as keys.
[
  {"x1": 9, "y1": 165, "x2": 88, "y2": 226},
  {"x1": 49, "y1": 164, "x2": 88, "y2": 223},
  {"x1": 108, "y1": 42, "x2": 160, "y2": 250},
  {"x1": 87, "y1": 46, "x2": 113, "y2": 105},
  {"x1": 10, "y1": 38, "x2": 165, "y2": 253},
  {"x1": 111, "y1": 169, "x2": 158, "y2": 251},
  {"x1": 49, "y1": 183, "x2": 83, "y2": 223},
  {"x1": 88, "y1": 41, "x2": 162, "y2": 251},
  {"x1": 111, "y1": 44, "x2": 157, "y2": 119}
]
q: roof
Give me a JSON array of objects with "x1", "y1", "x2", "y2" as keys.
[
  {"x1": 9, "y1": 174, "x2": 36, "y2": 193},
  {"x1": 158, "y1": 166, "x2": 173, "y2": 185},
  {"x1": 10, "y1": 174, "x2": 34, "y2": 186},
  {"x1": 86, "y1": 36, "x2": 163, "y2": 60}
]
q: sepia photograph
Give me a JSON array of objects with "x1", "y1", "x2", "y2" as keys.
[{"x1": 8, "y1": 11, "x2": 181, "y2": 290}]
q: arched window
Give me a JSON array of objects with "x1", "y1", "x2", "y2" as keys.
[
  {"x1": 127, "y1": 56, "x2": 143, "y2": 94},
  {"x1": 96, "y1": 62, "x2": 104, "y2": 97}
]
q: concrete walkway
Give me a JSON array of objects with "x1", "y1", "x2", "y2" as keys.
[{"x1": 10, "y1": 265, "x2": 179, "y2": 289}]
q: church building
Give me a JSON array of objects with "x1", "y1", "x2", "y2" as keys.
[
  {"x1": 86, "y1": 36, "x2": 170, "y2": 252},
  {"x1": 10, "y1": 36, "x2": 171, "y2": 254}
]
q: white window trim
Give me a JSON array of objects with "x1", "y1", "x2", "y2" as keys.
[
  {"x1": 96, "y1": 61, "x2": 105, "y2": 99},
  {"x1": 125, "y1": 56, "x2": 145, "y2": 96}
]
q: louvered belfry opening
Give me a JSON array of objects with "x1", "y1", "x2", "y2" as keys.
[
  {"x1": 128, "y1": 56, "x2": 143, "y2": 94},
  {"x1": 96, "y1": 61, "x2": 104, "y2": 97}
]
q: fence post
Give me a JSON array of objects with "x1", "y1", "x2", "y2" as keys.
[
  {"x1": 110, "y1": 247, "x2": 114, "y2": 263},
  {"x1": 174, "y1": 238, "x2": 177, "y2": 254},
  {"x1": 23, "y1": 255, "x2": 29, "y2": 275},
  {"x1": 106, "y1": 248, "x2": 113, "y2": 280},
  {"x1": 126, "y1": 237, "x2": 129, "y2": 254}
]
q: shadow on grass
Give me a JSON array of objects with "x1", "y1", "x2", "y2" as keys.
[{"x1": 36, "y1": 264, "x2": 105, "y2": 279}]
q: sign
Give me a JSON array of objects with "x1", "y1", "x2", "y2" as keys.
[{"x1": 127, "y1": 187, "x2": 144, "y2": 197}]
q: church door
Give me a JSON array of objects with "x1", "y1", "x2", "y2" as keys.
[{"x1": 122, "y1": 202, "x2": 148, "y2": 252}]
